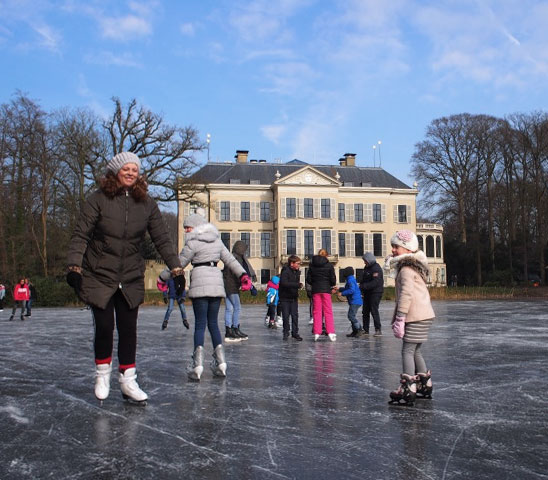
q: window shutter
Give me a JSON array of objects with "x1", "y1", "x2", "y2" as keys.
[
  {"x1": 251, "y1": 202, "x2": 259, "y2": 222},
  {"x1": 250, "y1": 232, "x2": 259, "y2": 258},
  {"x1": 381, "y1": 204, "x2": 386, "y2": 223},
  {"x1": 365, "y1": 203, "x2": 372, "y2": 223},
  {"x1": 270, "y1": 202, "x2": 275, "y2": 222},
  {"x1": 330, "y1": 198, "x2": 336, "y2": 219},
  {"x1": 407, "y1": 205, "x2": 412, "y2": 224},
  {"x1": 313, "y1": 198, "x2": 320, "y2": 219},
  {"x1": 296, "y1": 229, "x2": 303, "y2": 255},
  {"x1": 382, "y1": 233, "x2": 387, "y2": 257},
  {"x1": 349, "y1": 233, "x2": 355, "y2": 257},
  {"x1": 183, "y1": 202, "x2": 190, "y2": 218},
  {"x1": 331, "y1": 230, "x2": 337, "y2": 255},
  {"x1": 230, "y1": 232, "x2": 237, "y2": 250},
  {"x1": 270, "y1": 232, "x2": 276, "y2": 258},
  {"x1": 282, "y1": 231, "x2": 287, "y2": 254},
  {"x1": 393, "y1": 205, "x2": 398, "y2": 223},
  {"x1": 365, "y1": 233, "x2": 372, "y2": 253},
  {"x1": 346, "y1": 203, "x2": 353, "y2": 222},
  {"x1": 214, "y1": 201, "x2": 220, "y2": 221},
  {"x1": 297, "y1": 198, "x2": 304, "y2": 218},
  {"x1": 315, "y1": 230, "x2": 321, "y2": 252},
  {"x1": 281, "y1": 198, "x2": 286, "y2": 218}
]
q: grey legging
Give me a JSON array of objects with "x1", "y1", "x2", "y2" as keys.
[{"x1": 402, "y1": 341, "x2": 427, "y2": 375}]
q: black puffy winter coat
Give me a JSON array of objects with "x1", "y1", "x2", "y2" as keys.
[
  {"x1": 306, "y1": 255, "x2": 336, "y2": 294},
  {"x1": 360, "y1": 261, "x2": 384, "y2": 295},
  {"x1": 279, "y1": 264, "x2": 301, "y2": 301},
  {"x1": 67, "y1": 189, "x2": 181, "y2": 309}
]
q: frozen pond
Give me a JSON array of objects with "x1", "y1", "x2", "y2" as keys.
[{"x1": 1, "y1": 300, "x2": 547, "y2": 479}]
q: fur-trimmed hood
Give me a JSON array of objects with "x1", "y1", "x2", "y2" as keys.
[
  {"x1": 185, "y1": 222, "x2": 219, "y2": 243},
  {"x1": 386, "y1": 250, "x2": 429, "y2": 283}
]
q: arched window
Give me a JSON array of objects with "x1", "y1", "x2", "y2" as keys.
[
  {"x1": 436, "y1": 236, "x2": 442, "y2": 258},
  {"x1": 418, "y1": 235, "x2": 424, "y2": 251},
  {"x1": 426, "y1": 236, "x2": 435, "y2": 257}
]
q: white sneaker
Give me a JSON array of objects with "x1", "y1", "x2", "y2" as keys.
[
  {"x1": 314, "y1": 334, "x2": 320, "y2": 341},
  {"x1": 328, "y1": 333, "x2": 337, "y2": 342},
  {"x1": 308, "y1": 317, "x2": 314, "y2": 325},
  {"x1": 276, "y1": 315, "x2": 283, "y2": 328}
]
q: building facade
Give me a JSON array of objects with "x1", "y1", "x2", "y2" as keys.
[{"x1": 177, "y1": 150, "x2": 446, "y2": 287}]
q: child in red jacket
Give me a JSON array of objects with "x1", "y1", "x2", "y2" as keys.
[{"x1": 10, "y1": 278, "x2": 30, "y2": 321}]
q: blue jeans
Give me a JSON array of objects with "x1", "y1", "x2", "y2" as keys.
[
  {"x1": 347, "y1": 303, "x2": 361, "y2": 331},
  {"x1": 192, "y1": 297, "x2": 222, "y2": 349},
  {"x1": 163, "y1": 298, "x2": 187, "y2": 322},
  {"x1": 224, "y1": 293, "x2": 241, "y2": 327}
]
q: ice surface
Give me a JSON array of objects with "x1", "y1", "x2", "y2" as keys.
[{"x1": 1, "y1": 300, "x2": 547, "y2": 479}]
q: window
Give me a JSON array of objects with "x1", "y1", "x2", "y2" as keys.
[
  {"x1": 426, "y1": 235, "x2": 434, "y2": 257},
  {"x1": 220, "y1": 201, "x2": 230, "y2": 221},
  {"x1": 338, "y1": 233, "x2": 346, "y2": 257},
  {"x1": 304, "y1": 198, "x2": 313, "y2": 218},
  {"x1": 286, "y1": 230, "x2": 296, "y2": 255},
  {"x1": 286, "y1": 198, "x2": 296, "y2": 218},
  {"x1": 261, "y1": 269, "x2": 271, "y2": 284},
  {"x1": 354, "y1": 203, "x2": 363, "y2": 222},
  {"x1": 339, "y1": 268, "x2": 348, "y2": 283},
  {"x1": 241, "y1": 202, "x2": 250, "y2": 221},
  {"x1": 356, "y1": 268, "x2": 364, "y2": 283},
  {"x1": 418, "y1": 236, "x2": 424, "y2": 251},
  {"x1": 373, "y1": 204, "x2": 382, "y2": 222},
  {"x1": 260, "y1": 202, "x2": 271, "y2": 222},
  {"x1": 261, "y1": 232, "x2": 271, "y2": 257},
  {"x1": 436, "y1": 237, "x2": 442, "y2": 258},
  {"x1": 355, "y1": 233, "x2": 364, "y2": 257},
  {"x1": 338, "y1": 203, "x2": 345, "y2": 222},
  {"x1": 398, "y1": 205, "x2": 407, "y2": 223},
  {"x1": 241, "y1": 232, "x2": 250, "y2": 251},
  {"x1": 373, "y1": 233, "x2": 383, "y2": 257},
  {"x1": 221, "y1": 232, "x2": 231, "y2": 250},
  {"x1": 321, "y1": 230, "x2": 331, "y2": 253},
  {"x1": 321, "y1": 199, "x2": 330, "y2": 219},
  {"x1": 304, "y1": 230, "x2": 314, "y2": 258}
]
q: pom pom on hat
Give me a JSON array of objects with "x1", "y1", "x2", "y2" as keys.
[
  {"x1": 107, "y1": 152, "x2": 141, "y2": 174},
  {"x1": 390, "y1": 230, "x2": 419, "y2": 253}
]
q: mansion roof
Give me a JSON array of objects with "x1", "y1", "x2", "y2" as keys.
[{"x1": 190, "y1": 161, "x2": 411, "y2": 189}]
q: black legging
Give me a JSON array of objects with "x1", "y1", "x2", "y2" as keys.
[{"x1": 91, "y1": 289, "x2": 139, "y2": 369}]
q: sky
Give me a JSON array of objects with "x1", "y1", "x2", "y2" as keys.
[{"x1": 2, "y1": 0, "x2": 548, "y2": 187}]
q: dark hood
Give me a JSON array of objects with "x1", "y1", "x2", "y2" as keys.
[
  {"x1": 311, "y1": 255, "x2": 329, "y2": 267},
  {"x1": 232, "y1": 240, "x2": 248, "y2": 256}
]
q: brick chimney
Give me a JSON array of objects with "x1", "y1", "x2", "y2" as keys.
[
  {"x1": 344, "y1": 153, "x2": 356, "y2": 166},
  {"x1": 235, "y1": 150, "x2": 249, "y2": 163}
]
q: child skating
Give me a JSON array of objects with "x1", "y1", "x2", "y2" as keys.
[
  {"x1": 386, "y1": 230, "x2": 435, "y2": 406},
  {"x1": 338, "y1": 267, "x2": 364, "y2": 337}
]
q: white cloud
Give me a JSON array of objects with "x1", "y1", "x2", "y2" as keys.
[
  {"x1": 180, "y1": 22, "x2": 195, "y2": 36},
  {"x1": 259, "y1": 61, "x2": 317, "y2": 95},
  {"x1": 32, "y1": 23, "x2": 61, "y2": 51},
  {"x1": 99, "y1": 14, "x2": 152, "y2": 41},
  {"x1": 261, "y1": 124, "x2": 287, "y2": 144},
  {"x1": 84, "y1": 51, "x2": 142, "y2": 68}
]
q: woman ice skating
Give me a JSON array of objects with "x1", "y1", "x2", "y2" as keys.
[
  {"x1": 386, "y1": 230, "x2": 435, "y2": 406},
  {"x1": 222, "y1": 240, "x2": 256, "y2": 342},
  {"x1": 66, "y1": 151, "x2": 183, "y2": 405},
  {"x1": 10, "y1": 278, "x2": 30, "y2": 321},
  {"x1": 175, "y1": 210, "x2": 252, "y2": 381},
  {"x1": 306, "y1": 249, "x2": 337, "y2": 341}
]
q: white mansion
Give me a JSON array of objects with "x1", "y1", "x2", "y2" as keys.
[{"x1": 176, "y1": 150, "x2": 446, "y2": 287}]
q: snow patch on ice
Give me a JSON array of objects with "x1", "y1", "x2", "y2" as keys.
[{"x1": 0, "y1": 405, "x2": 30, "y2": 424}]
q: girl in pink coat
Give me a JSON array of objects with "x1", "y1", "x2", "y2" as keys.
[
  {"x1": 10, "y1": 278, "x2": 30, "y2": 321},
  {"x1": 386, "y1": 230, "x2": 435, "y2": 406}
]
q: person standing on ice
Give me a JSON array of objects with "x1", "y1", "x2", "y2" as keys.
[
  {"x1": 170, "y1": 209, "x2": 252, "y2": 381},
  {"x1": 66, "y1": 151, "x2": 184, "y2": 405},
  {"x1": 386, "y1": 230, "x2": 435, "y2": 406},
  {"x1": 9, "y1": 278, "x2": 30, "y2": 321}
]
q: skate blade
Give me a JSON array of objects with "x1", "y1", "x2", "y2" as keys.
[
  {"x1": 122, "y1": 394, "x2": 147, "y2": 406},
  {"x1": 388, "y1": 400, "x2": 415, "y2": 407}
]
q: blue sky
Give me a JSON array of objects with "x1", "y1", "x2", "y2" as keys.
[{"x1": 2, "y1": 0, "x2": 548, "y2": 186}]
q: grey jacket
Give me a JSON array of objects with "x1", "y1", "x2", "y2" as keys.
[
  {"x1": 67, "y1": 189, "x2": 180, "y2": 309},
  {"x1": 223, "y1": 240, "x2": 257, "y2": 295},
  {"x1": 179, "y1": 223, "x2": 245, "y2": 298}
]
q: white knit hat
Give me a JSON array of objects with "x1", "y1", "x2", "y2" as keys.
[
  {"x1": 390, "y1": 230, "x2": 419, "y2": 253},
  {"x1": 107, "y1": 152, "x2": 141, "y2": 174},
  {"x1": 183, "y1": 207, "x2": 207, "y2": 228}
]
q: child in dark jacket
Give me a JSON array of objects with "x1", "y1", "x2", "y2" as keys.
[
  {"x1": 338, "y1": 266, "x2": 364, "y2": 337},
  {"x1": 278, "y1": 255, "x2": 303, "y2": 341},
  {"x1": 265, "y1": 275, "x2": 280, "y2": 328},
  {"x1": 360, "y1": 251, "x2": 384, "y2": 336}
]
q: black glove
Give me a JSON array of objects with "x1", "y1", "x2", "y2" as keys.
[
  {"x1": 183, "y1": 319, "x2": 190, "y2": 329},
  {"x1": 66, "y1": 271, "x2": 82, "y2": 294},
  {"x1": 173, "y1": 274, "x2": 186, "y2": 297},
  {"x1": 250, "y1": 285, "x2": 258, "y2": 296}
]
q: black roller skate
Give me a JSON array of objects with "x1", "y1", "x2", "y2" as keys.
[
  {"x1": 388, "y1": 374, "x2": 418, "y2": 406},
  {"x1": 416, "y1": 371, "x2": 433, "y2": 399}
]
